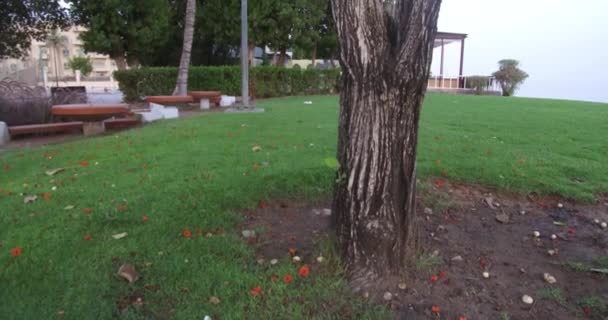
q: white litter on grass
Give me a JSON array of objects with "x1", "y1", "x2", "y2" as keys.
[
  {"x1": 304, "y1": 101, "x2": 313, "y2": 105},
  {"x1": 112, "y1": 232, "x2": 128, "y2": 240}
]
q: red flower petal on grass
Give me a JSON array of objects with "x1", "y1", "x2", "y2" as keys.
[
  {"x1": 3, "y1": 165, "x2": 10, "y2": 171},
  {"x1": 141, "y1": 215, "x2": 148, "y2": 222},
  {"x1": 459, "y1": 317, "x2": 468, "y2": 320},
  {"x1": 118, "y1": 203, "x2": 127, "y2": 212},
  {"x1": 284, "y1": 274, "x2": 293, "y2": 283},
  {"x1": 43, "y1": 192, "x2": 52, "y2": 200},
  {"x1": 183, "y1": 229, "x2": 192, "y2": 238},
  {"x1": 439, "y1": 271, "x2": 446, "y2": 278},
  {"x1": 78, "y1": 160, "x2": 89, "y2": 167},
  {"x1": 258, "y1": 201, "x2": 269, "y2": 209},
  {"x1": 431, "y1": 305, "x2": 440, "y2": 314},
  {"x1": 435, "y1": 180, "x2": 444, "y2": 188},
  {"x1": 84, "y1": 233, "x2": 92, "y2": 241},
  {"x1": 299, "y1": 265, "x2": 310, "y2": 277},
  {"x1": 568, "y1": 227, "x2": 576, "y2": 236},
  {"x1": 11, "y1": 246, "x2": 22, "y2": 257},
  {"x1": 430, "y1": 275, "x2": 438, "y2": 283},
  {"x1": 82, "y1": 208, "x2": 92, "y2": 214},
  {"x1": 251, "y1": 285, "x2": 261, "y2": 297},
  {"x1": 288, "y1": 248, "x2": 297, "y2": 256}
]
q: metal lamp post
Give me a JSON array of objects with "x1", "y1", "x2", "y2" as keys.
[{"x1": 241, "y1": 0, "x2": 249, "y2": 108}]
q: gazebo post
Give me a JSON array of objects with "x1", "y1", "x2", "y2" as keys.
[
  {"x1": 440, "y1": 38, "x2": 445, "y2": 79},
  {"x1": 459, "y1": 38, "x2": 466, "y2": 88}
]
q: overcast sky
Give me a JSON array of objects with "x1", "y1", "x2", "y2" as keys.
[{"x1": 432, "y1": 0, "x2": 608, "y2": 103}]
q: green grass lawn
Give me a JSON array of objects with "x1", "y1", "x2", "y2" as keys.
[{"x1": 1, "y1": 94, "x2": 607, "y2": 319}]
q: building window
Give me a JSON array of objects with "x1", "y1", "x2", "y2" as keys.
[
  {"x1": 93, "y1": 60, "x2": 106, "y2": 68},
  {"x1": 63, "y1": 48, "x2": 70, "y2": 58}
]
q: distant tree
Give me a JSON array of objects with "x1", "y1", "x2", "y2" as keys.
[
  {"x1": 293, "y1": 0, "x2": 333, "y2": 67},
  {"x1": 199, "y1": 0, "x2": 277, "y2": 65},
  {"x1": 174, "y1": 0, "x2": 196, "y2": 96},
  {"x1": 492, "y1": 59, "x2": 529, "y2": 97},
  {"x1": 466, "y1": 75, "x2": 491, "y2": 95},
  {"x1": 69, "y1": 0, "x2": 172, "y2": 70},
  {"x1": 0, "y1": 0, "x2": 69, "y2": 59},
  {"x1": 67, "y1": 56, "x2": 93, "y2": 77},
  {"x1": 44, "y1": 31, "x2": 68, "y2": 87}
]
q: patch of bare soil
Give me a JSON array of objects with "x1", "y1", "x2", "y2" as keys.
[
  {"x1": 242, "y1": 200, "x2": 332, "y2": 263},
  {"x1": 242, "y1": 182, "x2": 608, "y2": 320}
]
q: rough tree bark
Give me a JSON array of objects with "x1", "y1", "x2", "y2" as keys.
[
  {"x1": 331, "y1": 0, "x2": 442, "y2": 288},
  {"x1": 113, "y1": 54, "x2": 127, "y2": 71},
  {"x1": 174, "y1": 0, "x2": 196, "y2": 96}
]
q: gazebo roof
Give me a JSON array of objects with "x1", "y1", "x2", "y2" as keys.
[{"x1": 434, "y1": 32, "x2": 467, "y2": 48}]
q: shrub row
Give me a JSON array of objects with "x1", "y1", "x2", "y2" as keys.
[{"x1": 114, "y1": 66, "x2": 341, "y2": 101}]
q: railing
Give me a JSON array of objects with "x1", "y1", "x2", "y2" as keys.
[{"x1": 428, "y1": 75, "x2": 501, "y2": 92}]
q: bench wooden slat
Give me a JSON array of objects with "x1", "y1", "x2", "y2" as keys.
[
  {"x1": 145, "y1": 96, "x2": 194, "y2": 104},
  {"x1": 8, "y1": 122, "x2": 83, "y2": 136}
]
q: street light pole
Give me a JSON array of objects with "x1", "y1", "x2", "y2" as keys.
[{"x1": 241, "y1": 0, "x2": 249, "y2": 108}]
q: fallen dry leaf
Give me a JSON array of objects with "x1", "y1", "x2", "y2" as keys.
[
  {"x1": 45, "y1": 168, "x2": 65, "y2": 176},
  {"x1": 117, "y1": 264, "x2": 139, "y2": 283},
  {"x1": 208, "y1": 296, "x2": 221, "y2": 305}
]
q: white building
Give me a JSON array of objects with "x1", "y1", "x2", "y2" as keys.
[{"x1": 0, "y1": 26, "x2": 119, "y2": 91}]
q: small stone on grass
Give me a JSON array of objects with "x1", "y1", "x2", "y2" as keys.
[
  {"x1": 383, "y1": 292, "x2": 393, "y2": 301},
  {"x1": 543, "y1": 273, "x2": 557, "y2": 284},
  {"x1": 522, "y1": 295, "x2": 534, "y2": 305},
  {"x1": 242, "y1": 230, "x2": 256, "y2": 238}
]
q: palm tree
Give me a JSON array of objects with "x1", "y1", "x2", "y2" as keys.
[
  {"x1": 174, "y1": 0, "x2": 196, "y2": 96},
  {"x1": 45, "y1": 31, "x2": 68, "y2": 87}
]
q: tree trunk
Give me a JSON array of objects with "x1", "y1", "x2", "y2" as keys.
[
  {"x1": 174, "y1": 0, "x2": 196, "y2": 96},
  {"x1": 311, "y1": 43, "x2": 317, "y2": 68},
  {"x1": 52, "y1": 46, "x2": 60, "y2": 87},
  {"x1": 248, "y1": 43, "x2": 256, "y2": 66},
  {"x1": 276, "y1": 47, "x2": 287, "y2": 67},
  {"x1": 113, "y1": 55, "x2": 128, "y2": 71},
  {"x1": 331, "y1": 0, "x2": 442, "y2": 289}
]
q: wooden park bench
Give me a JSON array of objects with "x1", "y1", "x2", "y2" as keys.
[
  {"x1": 188, "y1": 91, "x2": 222, "y2": 109},
  {"x1": 52, "y1": 103, "x2": 131, "y2": 136},
  {"x1": 144, "y1": 96, "x2": 195, "y2": 105}
]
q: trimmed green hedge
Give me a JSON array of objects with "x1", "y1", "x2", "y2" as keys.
[{"x1": 114, "y1": 66, "x2": 341, "y2": 101}]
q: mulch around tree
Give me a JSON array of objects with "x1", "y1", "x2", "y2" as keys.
[{"x1": 242, "y1": 181, "x2": 608, "y2": 320}]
